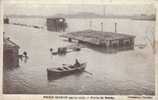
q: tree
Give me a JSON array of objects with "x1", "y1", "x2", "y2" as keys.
[{"x1": 144, "y1": 32, "x2": 155, "y2": 54}]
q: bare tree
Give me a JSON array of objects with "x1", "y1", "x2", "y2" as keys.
[{"x1": 144, "y1": 32, "x2": 155, "y2": 54}]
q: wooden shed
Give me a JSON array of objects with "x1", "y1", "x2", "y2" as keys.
[
  {"x1": 46, "y1": 18, "x2": 67, "y2": 32},
  {"x1": 4, "y1": 17, "x2": 9, "y2": 24},
  {"x1": 3, "y1": 37, "x2": 20, "y2": 68}
]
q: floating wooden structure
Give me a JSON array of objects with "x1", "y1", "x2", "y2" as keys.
[
  {"x1": 46, "y1": 17, "x2": 67, "y2": 32},
  {"x1": 3, "y1": 37, "x2": 20, "y2": 68},
  {"x1": 61, "y1": 30, "x2": 136, "y2": 50},
  {"x1": 51, "y1": 45, "x2": 81, "y2": 56}
]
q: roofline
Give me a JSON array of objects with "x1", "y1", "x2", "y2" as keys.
[
  {"x1": 67, "y1": 30, "x2": 136, "y2": 38},
  {"x1": 3, "y1": 38, "x2": 20, "y2": 49},
  {"x1": 47, "y1": 17, "x2": 65, "y2": 19}
]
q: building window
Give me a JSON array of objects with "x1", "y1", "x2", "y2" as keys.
[
  {"x1": 124, "y1": 39, "x2": 130, "y2": 46},
  {"x1": 119, "y1": 40, "x2": 124, "y2": 47},
  {"x1": 111, "y1": 40, "x2": 119, "y2": 48}
]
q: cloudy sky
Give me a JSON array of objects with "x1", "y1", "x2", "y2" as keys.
[{"x1": 3, "y1": 0, "x2": 155, "y2": 16}]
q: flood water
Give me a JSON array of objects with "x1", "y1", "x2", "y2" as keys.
[{"x1": 3, "y1": 18, "x2": 155, "y2": 95}]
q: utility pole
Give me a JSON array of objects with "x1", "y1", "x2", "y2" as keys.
[
  {"x1": 103, "y1": 5, "x2": 106, "y2": 17},
  {"x1": 101, "y1": 22, "x2": 103, "y2": 32},
  {"x1": 114, "y1": 22, "x2": 117, "y2": 33}
]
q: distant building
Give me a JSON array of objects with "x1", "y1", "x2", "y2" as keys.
[
  {"x1": 3, "y1": 37, "x2": 20, "y2": 68},
  {"x1": 46, "y1": 18, "x2": 67, "y2": 32},
  {"x1": 61, "y1": 30, "x2": 135, "y2": 51},
  {"x1": 4, "y1": 17, "x2": 9, "y2": 24}
]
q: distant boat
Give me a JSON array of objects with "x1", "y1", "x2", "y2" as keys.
[
  {"x1": 47, "y1": 63, "x2": 87, "y2": 77},
  {"x1": 51, "y1": 46, "x2": 81, "y2": 56},
  {"x1": 135, "y1": 44, "x2": 147, "y2": 49},
  {"x1": 72, "y1": 46, "x2": 81, "y2": 51},
  {"x1": 51, "y1": 52, "x2": 58, "y2": 55}
]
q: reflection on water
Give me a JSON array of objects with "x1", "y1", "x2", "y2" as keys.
[{"x1": 3, "y1": 18, "x2": 155, "y2": 95}]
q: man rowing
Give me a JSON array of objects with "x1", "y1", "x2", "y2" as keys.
[{"x1": 75, "y1": 59, "x2": 80, "y2": 67}]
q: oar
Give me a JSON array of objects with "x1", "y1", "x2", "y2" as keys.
[{"x1": 83, "y1": 70, "x2": 93, "y2": 75}]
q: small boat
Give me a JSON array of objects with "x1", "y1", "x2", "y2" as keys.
[
  {"x1": 52, "y1": 52, "x2": 58, "y2": 55},
  {"x1": 47, "y1": 63, "x2": 86, "y2": 77},
  {"x1": 135, "y1": 44, "x2": 146, "y2": 49},
  {"x1": 58, "y1": 47, "x2": 67, "y2": 54},
  {"x1": 72, "y1": 47, "x2": 81, "y2": 51}
]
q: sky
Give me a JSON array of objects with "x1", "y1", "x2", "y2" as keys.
[{"x1": 3, "y1": 0, "x2": 155, "y2": 16}]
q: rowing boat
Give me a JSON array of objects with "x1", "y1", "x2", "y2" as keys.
[{"x1": 47, "y1": 63, "x2": 86, "y2": 78}]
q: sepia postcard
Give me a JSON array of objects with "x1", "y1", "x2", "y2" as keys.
[{"x1": 0, "y1": 0, "x2": 158, "y2": 100}]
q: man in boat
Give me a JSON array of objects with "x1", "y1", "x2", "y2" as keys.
[{"x1": 75, "y1": 59, "x2": 80, "y2": 67}]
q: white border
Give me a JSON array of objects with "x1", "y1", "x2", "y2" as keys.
[{"x1": 1, "y1": 0, "x2": 158, "y2": 100}]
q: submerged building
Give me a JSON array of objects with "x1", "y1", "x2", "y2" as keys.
[
  {"x1": 46, "y1": 18, "x2": 67, "y2": 32},
  {"x1": 61, "y1": 30, "x2": 135, "y2": 51},
  {"x1": 3, "y1": 17, "x2": 9, "y2": 24},
  {"x1": 3, "y1": 37, "x2": 20, "y2": 68}
]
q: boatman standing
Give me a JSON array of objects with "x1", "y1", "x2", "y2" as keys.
[{"x1": 75, "y1": 59, "x2": 80, "y2": 67}]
